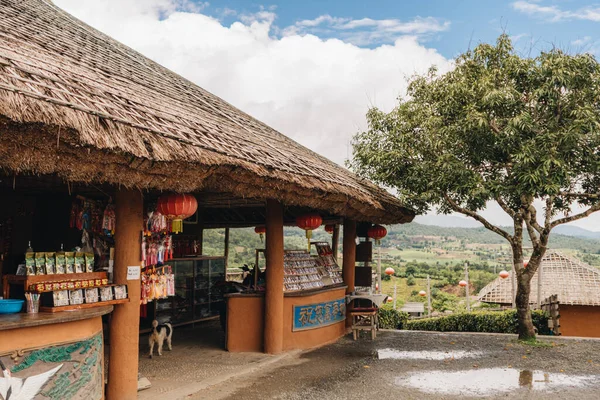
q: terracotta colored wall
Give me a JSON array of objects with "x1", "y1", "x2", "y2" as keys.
[
  {"x1": 0, "y1": 317, "x2": 103, "y2": 353},
  {"x1": 227, "y1": 288, "x2": 348, "y2": 353},
  {"x1": 282, "y1": 287, "x2": 347, "y2": 351},
  {"x1": 226, "y1": 296, "x2": 264, "y2": 352},
  {"x1": 560, "y1": 305, "x2": 600, "y2": 338}
]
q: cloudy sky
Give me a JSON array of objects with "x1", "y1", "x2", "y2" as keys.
[{"x1": 54, "y1": 0, "x2": 600, "y2": 231}]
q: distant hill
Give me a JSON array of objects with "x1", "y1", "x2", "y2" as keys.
[
  {"x1": 414, "y1": 214, "x2": 600, "y2": 239},
  {"x1": 386, "y1": 223, "x2": 600, "y2": 253},
  {"x1": 414, "y1": 214, "x2": 482, "y2": 228},
  {"x1": 554, "y1": 225, "x2": 600, "y2": 239}
]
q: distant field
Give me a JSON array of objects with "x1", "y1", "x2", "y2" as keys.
[
  {"x1": 383, "y1": 247, "x2": 508, "y2": 267},
  {"x1": 380, "y1": 276, "x2": 438, "y2": 309}
]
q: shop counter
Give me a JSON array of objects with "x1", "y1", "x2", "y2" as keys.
[
  {"x1": 0, "y1": 305, "x2": 112, "y2": 399},
  {"x1": 225, "y1": 285, "x2": 347, "y2": 352}
]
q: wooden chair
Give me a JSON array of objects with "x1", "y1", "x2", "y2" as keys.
[{"x1": 349, "y1": 299, "x2": 378, "y2": 340}]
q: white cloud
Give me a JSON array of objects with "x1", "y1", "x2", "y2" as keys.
[
  {"x1": 285, "y1": 15, "x2": 450, "y2": 46},
  {"x1": 512, "y1": 1, "x2": 600, "y2": 22},
  {"x1": 53, "y1": 0, "x2": 451, "y2": 168},
  {"x1": 50, "y1": 0, "x2": 600, "y2": 231},
  {"x1": 509, "y1": 33, "x2": 529, "y2": 42},
  {"x1": 571, "y1": 36, "x2": 592, "y2": 46}
]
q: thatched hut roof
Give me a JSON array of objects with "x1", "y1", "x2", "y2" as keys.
[
  {"x1": 0, "y1": 0, "x2": 414, "y2": 224},
  {"x1": 478, "y1": 252, "x2": 600, "y2": 306}
]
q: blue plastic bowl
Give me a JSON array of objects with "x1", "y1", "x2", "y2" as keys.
[{"x1": 0, "y1": 299, "x2": 25, "y2": 314}]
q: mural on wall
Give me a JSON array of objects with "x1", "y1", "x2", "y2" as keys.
[
  {"x1": 0, "y1": 332, "x2": 103, "y2": 400},
  {"x1": 293, "y1": 298, "x2": 346, "y2": 331}
]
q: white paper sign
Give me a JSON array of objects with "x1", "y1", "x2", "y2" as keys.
[{"x1": 127, "y1": 266, "x2": 141, "y2": 280}]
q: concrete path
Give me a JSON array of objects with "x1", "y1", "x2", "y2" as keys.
[
  {"x1": 190, "y1": 330, "x2": 600, "y2": 400},
  {"x1": 135, "y1": 323, "x2": 600, "y2": 399}
]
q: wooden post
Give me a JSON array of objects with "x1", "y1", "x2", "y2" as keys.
[
  {"x1": 376, "y1": 245, "x2": 382, "y2": 294},
  {"x1": 364, "y1": 237, "x2": 371, "y2": 268},
  {"x1": 332, "y1": 224, "x2": 340, "y2": 263},
  {"x1": 537, "y1": 262, "x2": 542, "y2": 309},
  {"x1": 198, "y1": 227, "x2": 204, "y2": 255},
  {"x1": 224, "y1": 227, "x2": 230, "y2": 271},
  {"x1": 264, "y1": 200, "x2": 284, "y2": 354},
  {"x1": 342, "y1": 219, "x2": 356, "y2": 294},
  {"x1": 107, "y1": 190, "x2": 142, "y2": 400},
  {"x1": 427, "y1": 274, "x2": 432, "y2": 315},
  {"x1": 464, "y1": 262, "x2": 471, "y2": 312}
]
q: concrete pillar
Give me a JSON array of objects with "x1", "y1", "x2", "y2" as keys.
[
  {"x1": 107, "y1": 190, "x2": 142, "y2": 400},
  {"x1": 264, "y1": 199, "x2": 284, "y2": 354},
  {"x1": 342, "y1": 219, "x2": 356, "y2": 294}
]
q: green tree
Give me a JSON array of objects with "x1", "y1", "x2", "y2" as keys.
[{"x1": 350, "y1": 35, "x2": 600, "y2": 339}]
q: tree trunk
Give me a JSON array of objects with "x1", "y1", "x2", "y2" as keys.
[
  {"x1": 515, "y1": 272, "x2": 536, "y2": 339},
  {"x1": 512, "y1": 243, "x2": 536, "y2": 340}
]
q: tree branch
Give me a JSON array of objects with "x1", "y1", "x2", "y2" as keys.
[
  {"x1": 525, "y1": 204, "x2": 544, "y2": 234},
  {"x1": 558, "y1": 192, "x2": 600, "y2": 199},
  {"x1": 524, "y1": 218, "x2": 541, "y2": 247},
  {"x1": 550, "y1": 202, "x2": 600, "y2": 228},
  {"x1": 544, "y1": 196, "x2": 554, "y2": 229},
  {"x1": 443, "y1": 193, "x2": 513, "y2": 242},
  {"x1": 496, "y1": 196, "x2": 515, "y2": 218}
]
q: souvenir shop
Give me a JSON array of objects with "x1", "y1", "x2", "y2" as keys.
[{"x1": 0, "y1": 2, "x2": 413, "y2": 399}]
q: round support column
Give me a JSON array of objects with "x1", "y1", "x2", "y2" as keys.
[
  {"x1": 107, "y1": 190, "x2": 142, "y2": 400},
  {"x1": 342, "y1": 219, "x2": 356, "y2": 327},
  {"x1": 264, "y1": 199, "x2": 284, "y2": 354},
  {"x1": 342, "y1": 219, "x2": 356, "y2": 294}
]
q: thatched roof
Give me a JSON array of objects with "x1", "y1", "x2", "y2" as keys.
[
  {"x1": 478, "y1": 252, "x2": 600, "y2": 306},
  {"x1": 0, "y1": 0, "x2": 414, "y2": 224}
]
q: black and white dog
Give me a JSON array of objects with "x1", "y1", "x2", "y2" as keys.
[{"x1": 148, "y1": 319, "x2": 173, "y2": 358}]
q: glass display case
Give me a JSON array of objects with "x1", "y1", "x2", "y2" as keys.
[{"x1": 153, "y1": 256, "x2": 225, "y2": 326}]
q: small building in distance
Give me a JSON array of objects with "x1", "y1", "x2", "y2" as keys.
[
  {"x1": 478, "y1": 251, "x2": 600, "y2": 338},
  {"x1": 401, "y1": 302, "x2": 425, "y2": 317}
]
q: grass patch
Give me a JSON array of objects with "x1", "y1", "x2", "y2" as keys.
[{"x1": 516, "y1": 338, "x2": 554, "y2": 348}]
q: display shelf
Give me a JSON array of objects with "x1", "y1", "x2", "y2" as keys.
[
  {"x1": 151, "y1": 256, "x2": 226, "y2": 326},
  {"x1": 40, "y1": 298, "x2": 128, "y2": 313},
  {"x1": 313, "y1": 242, "x2": 343, "y2": 285},
  {"x1": 283, "y1": 250, "x2": 324, "y2": 292}
]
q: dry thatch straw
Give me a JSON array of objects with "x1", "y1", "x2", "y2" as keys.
[
  {"x1": 0, "y1": 0, "x2": 414, "y2": 224},
  {"x1": 478, "y1": 251, "x2": 600, "y2": 306}
]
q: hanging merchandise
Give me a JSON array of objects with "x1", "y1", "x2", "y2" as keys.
[
  {"x1": 146, "y1": 211, "x2": 168, "y2": 234},
  {"x1": 102, "y1": 203, "x2": 116, "y2": 236},
  {"x1": 142, "y1": 234, "x2": 172, "y2": 267},
  {"x1": 156, "y1": 193, "x2": 198, "y2": 234},
  {"x1": 140, "y1": 265, "x2": 175, "y2": 304}
]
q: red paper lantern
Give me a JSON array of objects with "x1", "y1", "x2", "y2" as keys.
[
  {"x1": 387, "y1": 297, "x2": 394, "y2": 303},
  {"x1": 156, "y1": 194, "x2": 198, "y2": 234},
  {"x1": 385, "y1": 267, "x2": 395, "y2": 276},
  {"x1": 419, "y1": 290, "x2": 427, "y2": 297},
  {"x1": 367, "y1": 224, "x2": 387, "y2": 245},
  {"x1": 499, "y1": 270, "x2": 509, "y2": 279},
  {"x1": 524, "y1": 261, "x2": 529, "y2": 268},
  {"x1": 254, "y1": 226, "x2": 266, "y2": 242},
  {"x1": 296, "y1": 213, "x2": 322, "y2": 251},
  {"x1": 459, "y1": 280, "x2": 468, "y2": 287},
  {"x1": 324, "y1": 224, "x2": 335, "y2": 234}
]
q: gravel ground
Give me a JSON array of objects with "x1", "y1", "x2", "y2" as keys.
[{"x1": 195, "y1": 330, "x2": 600, "y2": 400}]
